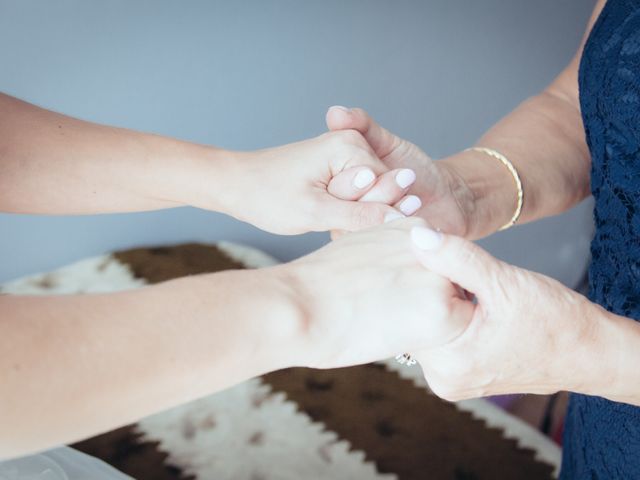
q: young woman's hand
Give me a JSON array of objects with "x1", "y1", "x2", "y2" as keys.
[
  {"x1": 407, "y1": 227, "x2": 614, "y2": 401},
  {"x1": 196, "y1": 130, "x2": 417, "y2": 235},
  {"x1": 0, "y1": 94, "x2": 414, "y2": 235},
  {"x1": 326, "y1": 106, "x2": 474, "y2": 237},
  {"x1": 275, "y1": 217, "x2": 473, "y2": 369}
]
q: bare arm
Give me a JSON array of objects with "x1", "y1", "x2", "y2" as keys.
[
  {"x1": 441, "y1": 0, "x2": 606, "y2": 238},
  {"x1": 0, "y1": 93, "x2": 411, "y2": 233},
  {"x1": 0, "y1": 217, "x2": 463, "y2": 459},
  {"x1": 326, "y1": 0, "x2": 606, "y2": 239},
  {"x1": 0, "y1": 93, "x2": 223, "y2": 214},
  {"x1": 0, "y1": 268, "x2": 298, "y2": 459}
]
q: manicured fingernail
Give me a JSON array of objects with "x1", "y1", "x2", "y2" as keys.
[
  {"x1": 395, "y1": 169, "x2": 416, "y2": 189},
  {"x1": 384, "y1": 211, "x2": 405, "y2": 223},
  {"x1": 411, "y1": 226, "x2": 442, "y2": 250},
  {"x1": 399, "y1": 195, "x2": 422, "y2": 215},
  {"x1": 353, "y1": 169, "x2": 375, "y2": 189},
  {"x1": 332, "y1": 105, "x2": 352, "y2": 113}
]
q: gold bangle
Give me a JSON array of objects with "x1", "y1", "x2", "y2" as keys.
[{"x1": 465, "y1": 147, "x2": 523, "y2": 231}]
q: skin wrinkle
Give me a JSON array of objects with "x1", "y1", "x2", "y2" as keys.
[{"x1": 440, "y1": 163, "x2": 475, "y2": 238}]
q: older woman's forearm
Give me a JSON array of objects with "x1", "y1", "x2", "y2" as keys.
[
  {"x1": 440, "y1": 87, "x2": 591, "y2": 239},
  {"x1": 583, "y1": 306, "x2": 640, "y2": 406},
  {"x1": 0, "y1": 268, "x2": 299, "y2": 459},
  {"x1": 436, "y1": 1, "x2": 606, "y2": 240}
]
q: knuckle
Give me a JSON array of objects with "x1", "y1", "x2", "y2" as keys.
[
  {"x1": 484, "y1": 257, "x2": 515, "y2": 296},
  {"x1": 350, "y1": 147, "x2": 377, "y2": 166},
  {"x1": 352, "y1": 107, "x2": 368, "y2": 118},
  {"x1": 454, "y1": 241, "x2": 478, "y2": 266},
  {"x1": 333, "y1": 128, "x2": 364, "y2": 145}
]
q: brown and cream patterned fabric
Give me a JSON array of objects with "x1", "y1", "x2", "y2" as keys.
[{"x1": 1, "y1": 243, "x2": 561, "y2": 479}]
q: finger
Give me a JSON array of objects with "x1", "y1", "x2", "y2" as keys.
[
  {"x1": 327, "y1": 166, "x2": 377, "y2": 201},
  {"x1": 326, "y1": 106, "x2": 400, "y2": 158},
  {"x1": 410, "y1": 226, "x2": 500, "y2": 297},
  {"x1": 321, "y1": 200, "x2": 404, "y2": 232},
  {"x1": 394, "y1": 195, "x2": 422, "y2": 216},
  {"x1": 359, "y1": 168, "x2": 417, "y2": 204}
]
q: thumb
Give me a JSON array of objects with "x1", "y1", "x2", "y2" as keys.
[
  {"x1": 322, "y1": 200, "x2": 405, "y2": 232},
  {"x1": 326, "y1": 106, "x2": 400, "y2": 158},
  {"x1": 410, "y1": 226, "x2": 499, "y2": 298}
]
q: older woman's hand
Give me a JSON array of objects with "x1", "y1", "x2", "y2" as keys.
[
  {"x1": 326, "y1": 106, "x2": 473, "y2": 237},
  {"x1": 408, "y1": 226, "x2": 604, "y2": 401}
]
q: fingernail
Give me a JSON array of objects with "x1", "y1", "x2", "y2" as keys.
[
  {"x1": 353, "y1": 169, "x2": 375, "y2": 189},
  {"x1": 399, "y1": 195, "x2": 422, "y2": 215},
  {"x1": 332, "y1": 105, "x2": 352, "y2": 113},
  {"x1": 411, "y1": 226, "x2": 442, "y2": 250},
  {"x1": 395, "y1": 169, "x2": 416, "y2": 189},
  {"x1": 384, "y1": 211, "x2": 405, "y2": 223}
]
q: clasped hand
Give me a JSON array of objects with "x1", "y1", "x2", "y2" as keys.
[{"x1": 261, "y1": 106, "x2": 597, "y2": 402}]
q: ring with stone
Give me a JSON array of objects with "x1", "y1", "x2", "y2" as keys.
[{"x1": 395, "y1": 353, "x2": 417, "y2": 366}]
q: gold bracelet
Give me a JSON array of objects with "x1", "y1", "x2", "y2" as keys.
[{"x1": 465, "y1": 147, "x2": 523, "y2": 231}]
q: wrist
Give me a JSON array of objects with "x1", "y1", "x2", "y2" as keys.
[
  {"x1": 583, "y1": 305, "x2": 640, "y2": 404},
  {"x1": 249, "y1": 265, "x2": 310, "y2": 370},
  {"x1": 160, "y1": 141, "x2": 244, "y2": 214},
  {"x1": 439, "y1": 149, "x2": 520, "y2": 239},
  {"x1": 557, "y1": 296, "x2": 639, "y2": 402},
  {"x1": 186, "y1": 266, "x2": 306, "y2": 376},
  {"x1": 270, "y1": 260, "x2": 334, "y2": 369}
]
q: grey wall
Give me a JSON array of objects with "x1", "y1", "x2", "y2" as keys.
[{"x1": 0, "y1": 0, "x2": 595, "y2": 286}]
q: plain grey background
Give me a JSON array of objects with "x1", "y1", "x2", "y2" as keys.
[{"x1": 0, "y1": 0, "x2": 595, "y2": 286}]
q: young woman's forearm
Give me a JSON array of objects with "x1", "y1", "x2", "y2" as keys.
[
  {"x1": 0, "y1": 93, "x2": 235, "y2": 215},
  {"x1": 0, "y1": 218, "x2": 477, "y2": 459},
  {"x1": 0, "y1": 268, "x2": 299, "y2": 458},
  {"x1": 0, "y1": 92, "x2": 406, "y2": 234}
]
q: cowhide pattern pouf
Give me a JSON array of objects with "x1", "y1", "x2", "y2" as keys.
[{"x1": 1, "y1": 242, "x2": 562, "y2": 480}]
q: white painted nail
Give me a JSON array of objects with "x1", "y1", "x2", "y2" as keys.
[
  {"x1": 395, "y1": 169, "x2": 416, "y2": 189},
  {"x1": 411, "y1": 227, "x2": 442, "y2": 250},
  {"x1": 384, "y1": 211, "x2": 406, "y2": 223},
  {"x1": 353, "y1": 169, "x2": 375, "y2": 189},
  {"x1": 332, "y1": 105, "x2": 352, "y2": 113},
  {"x1": 399, "y1": 195, "x2": 422, "y2": 215}
]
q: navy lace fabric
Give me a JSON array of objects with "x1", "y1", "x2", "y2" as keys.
[{"x1": 562, "y1": 0, "x2": 640, "y2": 477}]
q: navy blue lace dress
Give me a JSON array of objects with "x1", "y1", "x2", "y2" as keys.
[{"x1": 561, "y1": 0, "x2": 640, "y2": 477}]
